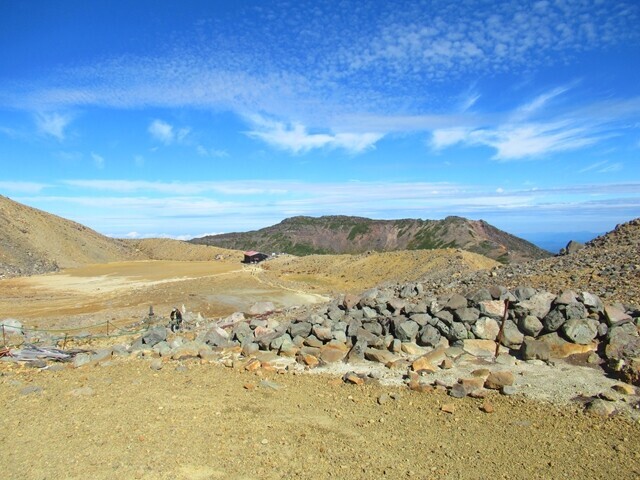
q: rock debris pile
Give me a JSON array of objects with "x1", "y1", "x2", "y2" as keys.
[{"x1": 421, "y1": 218, "x2": 640, "y2": 307}]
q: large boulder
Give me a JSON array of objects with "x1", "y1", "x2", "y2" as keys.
[
  {"x1": 561, "y1": 318, "x2": 599, "y2": 345},
  {"x1": 394, "y1": 320, "x2": 420, "y2": 342},
  {"x1": 472, "y1": 317, "x2": 500, "y2": 340},
  {"x1": 417, "y1": 325, "x2": 441, "y2": 347},
  {"x1": 142, "y1": 326, "x2": 167, "y2": 347}
]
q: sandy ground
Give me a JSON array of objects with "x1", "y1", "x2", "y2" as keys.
[
  {"x1": 1, "y1": 258, "x2": 640, "y2": 479},
  {"x1": 1, "y1": 356, "x2": 639, "y2": 480},
  {"x1": 0, "y1": 260, "x2": 328, "y2": 332}
]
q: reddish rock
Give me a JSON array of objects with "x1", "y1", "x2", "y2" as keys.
[
  {"x1": 484, "y1": 371, "x2": 515, "y2": 390},
  {"x1": 411, "y1": 356, "x2": 437, "y2": 374},
  {"x1": 319, "y1": 345, "x2": 347, "y2": 363}
]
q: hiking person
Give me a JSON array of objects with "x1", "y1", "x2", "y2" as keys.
[{"x1": 169, "y1": 307, "x2": 183, "y2": 332}]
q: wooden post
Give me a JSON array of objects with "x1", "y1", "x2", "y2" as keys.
[
  {"x1": 62, "y1": 333, "x2": 68, "y2": 350},
  {"x1": 106, "y1": 320, "x2": 110, "y2": 336},
  {"x1": 494, "y1": 299, "x2": 510, "y2": 359}
]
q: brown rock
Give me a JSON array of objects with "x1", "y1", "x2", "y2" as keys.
[
  {"x1": 319, "y1": 345, "x2": 347, "y2": 363},
  {"x1": 343, "y1": 372, "x2": 365, "y2": 385},
  {"x1": 243, "y1": 358, "x2": 262, "y2": 372},
  {"x1": 471, "y1": 368, "x2": 491, "y2": 379},
  {"x1": 481, "y1": 401, "x2": 494, "y2": 413},
  {"x1": 441, "y1": 403, "x2": 456, "y2": 414},
  {"x1": 421, "y1": 346, "x2": 448, "y2": 365},
  {"x1": 463, "y1": 339, "x2": 508, "y2": 358},
  {"x1": 611, "y1": 383, "x2": 636, "y2": 395},
  {"x1": 300, "y1": 354, "x2": 320, "y2": 368},
  {"x1": 408, "y1": 381, "x2": 434, "y2": 393},
  {"x1": 537, "y1": 332, "x2": 597, "y2": 358},
  {"x1": 484, "y1": 371, "x2": 514, "y2": 390},
  {"x1": 440, "y1": 358, "x2": 454, "y2": 369},
  {"x1": 459, "y1": 377, "x2": 485, "y2": 393},
  {"x1": 411, "y1": 356, "x2": 437, "y2": 374},
  {"x1": 364, "y1": 348, "x2": 399, "y2": 364},
  {"x1": 343, "y1": 294, "x2": 360, "y2": 310}
]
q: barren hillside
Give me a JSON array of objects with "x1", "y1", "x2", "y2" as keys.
[
  {"x1": 261, "y1": 249, "x2": 498, "y2": 294},
  {"x1": 191, "y1": 215, "x2": 551, "y2": 263},
  {"x1": 0, "y1": 195, "x2": 241, "y2": 277},
  {"x1": 0, "y1": 195, "x2": 141, "y2": 276}
]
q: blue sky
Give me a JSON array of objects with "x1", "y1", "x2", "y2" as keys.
[{"x1": 1, "y1": 0, "x2": 639, "y2": 246}]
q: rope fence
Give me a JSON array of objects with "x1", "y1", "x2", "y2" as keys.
[{"x1": 1, "y1": 317, "x2": 164, "y2": 349}]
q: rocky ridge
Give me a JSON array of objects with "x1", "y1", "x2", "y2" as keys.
[
  {"x1": 191, "y1": 215, "x2": 551, "y2": 263},
  {"x1": 420, "y1": 218, "x2": 640, "y2": 307}
]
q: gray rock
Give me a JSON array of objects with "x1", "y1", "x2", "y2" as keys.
[
  {"x1": 242, "y1": 340, "x2": 260, "y2": 356},
  {"x1": 518, "y1": 315, "x2": 544, "y2": 337},
  {"x1": 454, "y1": 307, "x2": 480, "y2": 324},
  {"x1": 312, "y1": 325, "x2": 333, "y2": 342},
  {"x1": 362, "y1": 306, "x2": 378, "y2": 320},
  {"x1": 203, "y1": 327, "x2": 231, "y2": 347},
  {"x1": 580, "y1": 292, "x2": 604, "y2": 313},
  {"x1": 410, "y1": 313, "x2": 433, "y2": 326},
  {"x1": 150, "y1": 358, "x2": 163, "y2": 371},
  {"x1": 270, "y1": 333, "x2": 293, "y2": 351},
  {"x1": 355, "y1": 327, "x2": 383, "y2": 348},
  {"x1": 448, "y1": 322, "x2": 468, "y2": 342},
  {"x1": 513, "y1": 287, "x2": 536, "y2": 302},
  {"x1": 500, "y1": 320, "x2": 524, "y2": 348},
  {"x1": 449, "y1": 383, "x2": 468, "y2": 398},
  {"x1": 308, "y1": 314, "x2": 326, "y2": 325},
  {"x1": 248, "y1": 301, "x2": 275, "y2": 315},
  {"x1": 327, "y1": 308, "x2": 345, "y2": 322},
  {"x1": 435, "y1": 310, "x2": 454, "y2": 325},
  {"x1": 20, "y1": 385, "x2": 43, "y2": 395},
  {"x1": 417, "y1": 324, "x2": 441, "y2": 347},
  {"x1": 387, "y1": 298, "x2": 407, "y2": 314},
  {"x1": 555, "y1": 290, "x2": 578, "y2": 305},
  {"x1": 394, "y1": 320, "x2": 420, "y2": 342},
  {"x1": 445, "y1": 294, "x2": 468, "y2": 310},
  {"x1": 346, "y1": 338, "x2": 367, "y2": 363},
  {"x1": 332, "y1": 330, "x2": 347, "y2": 343},
  {"x1": 233, "y1": 322, "x2": 254, "y2": 343},
  {"x1": 469, "y1": 289, "x2": 493, "y2": 304},
  {"x1": 142, "y1": 326, "x2": 167, "y2": 347},
  {"x1": 303, "y1": 335, "x2": 323, "y2": 348},
  {"x1": 489, "y1": 285, "x2": 508, "y2": 300},
  {"x1": 597, "y1": 322, "x2": 608, "y2": 337},
  {"x1": 520, "y1": 336, "x2": 550, "y2": 361},
  {"x1": 346, "y1": 318, "x2": 363, "y2": 337},
  {"x1": 562, "y1": 318, "x2": 599, "y2": 344},
  {"x1": 516, "y1": 292, "x2": 556, "y2": 319},
  {"x1": 471, "y1": 317, "x2": 500, "y2": 340},
  {"x1": 332, "y1": 321, "x2": 348, "y2": 333},
  {"x1": 500, "y1": 385, "x2": 517, "y2": 396},
  {"x1": 400, "y1": 284, "x2": 418, "y2": 298},
  {"x1": 564, "y1": 302, "x2": 587, "y2": 320},
  {"x1": 362, "y1": 321, "x2": 383, "y2": 336},
  {"x1": 543, "y1": 309, "x2": 566, "y2": 332},
  {"x1": 73, "y1": 353, "x2": 93, "y2": 368}
]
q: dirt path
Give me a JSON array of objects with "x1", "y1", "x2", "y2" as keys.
[
  {"x1": 1, "y1": 357, "x2": 638, "y2": 480},
  {"x1": 0, "y1": 261, "x2": 328, "y2": 331}
]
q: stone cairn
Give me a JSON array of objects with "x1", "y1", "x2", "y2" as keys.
[{"x1": 132, "y1": 284, "x2": 640, "y2": 390}]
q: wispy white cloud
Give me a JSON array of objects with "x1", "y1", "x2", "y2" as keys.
[
  {"x1": 431, "y1": 87, "x2": 615, "y2": 160},
  {"x1": 148, "y1": 119, "x2": 190, "y2": 145},
  {"x1": 0, "y1": 181, "x2": 49, "y2": 194},
  {"x1": 91, "y1": 152, "x2": 105, "y2": 169},
  {"x1": 35, "y1": 112, "x2": 72, "y2": 140},
  {"x1": 245, "y1": 115, "x2": 383, "y2": 153},
  {"x1": 579, "y1": 161, "x2": 623, "y2": 174},
  {"x1": 196, "y1": 145, "x2": 229, "y2": 158}
]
